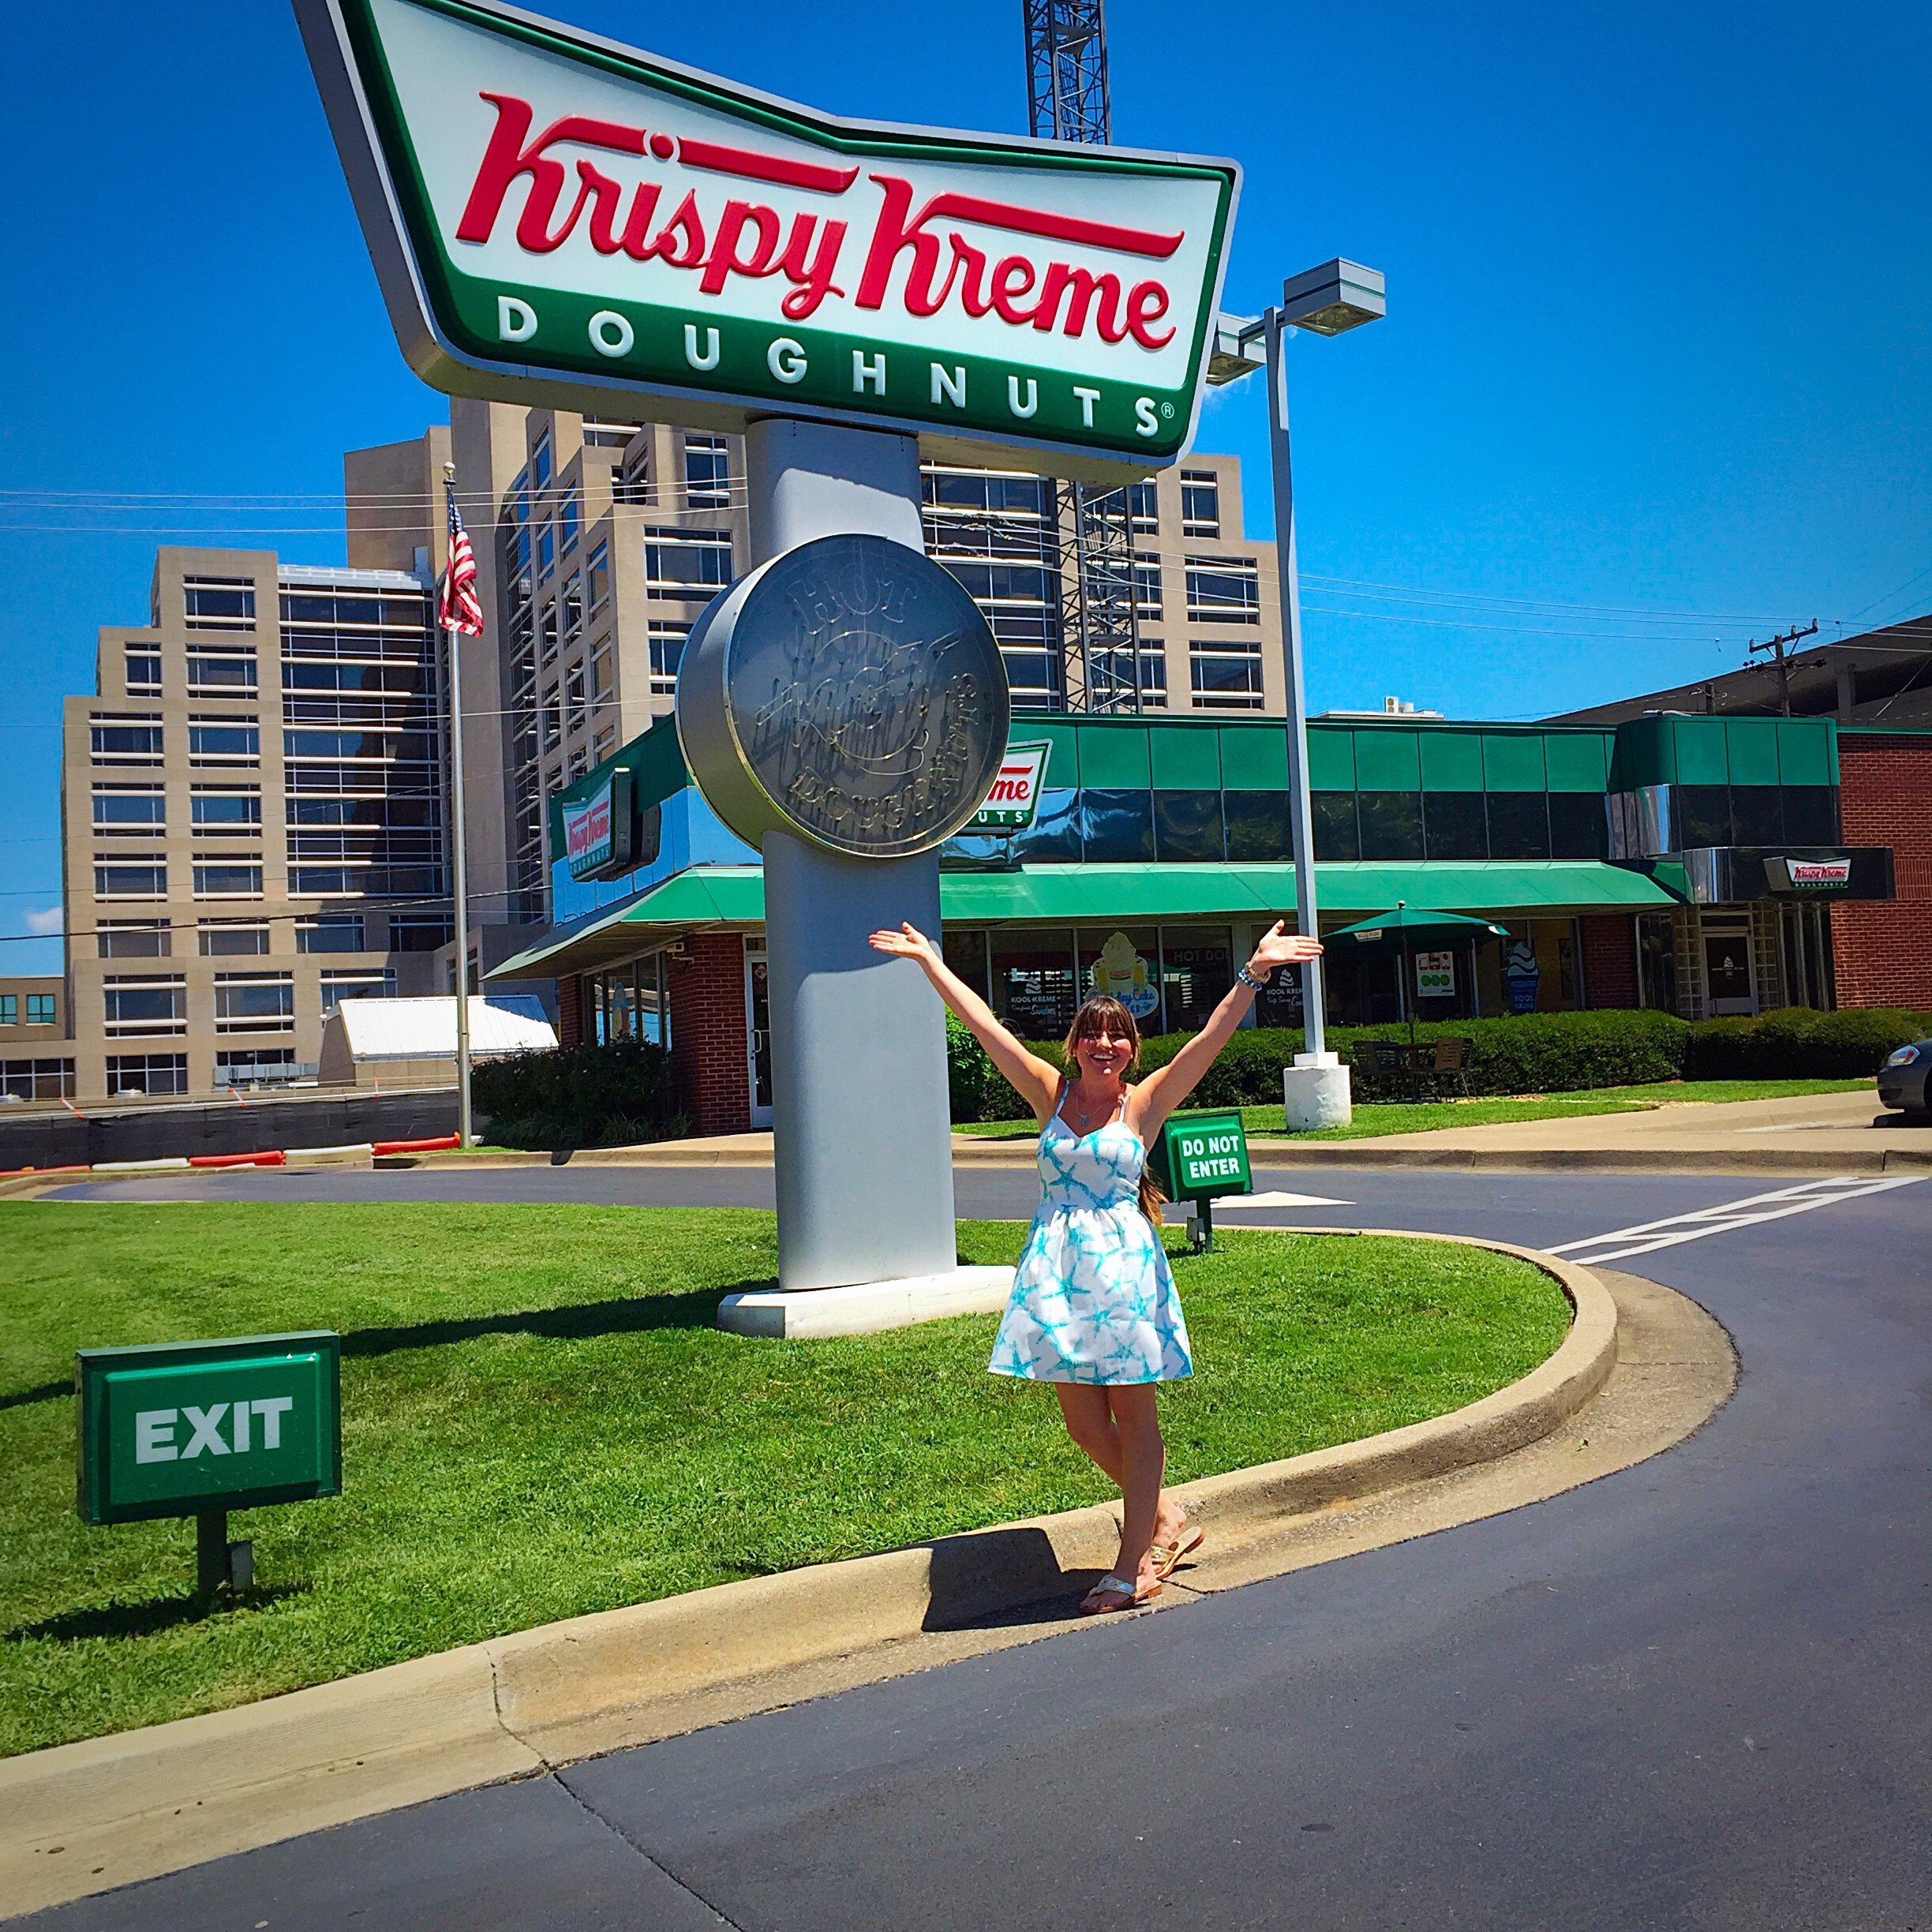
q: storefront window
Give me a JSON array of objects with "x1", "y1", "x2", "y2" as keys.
[
  {"x1": 1309, "y1": 792, "x2": 1359, "y2": 861},
  {"x1": 1153, "y1": 791, "x2": 1226, "y2": 863},
  {"x1": 1780, "y1": 787, "x2": 1839, "y2": 844},
  {"x1": 1637, "y1": 912, "x2": 1679, "y2": 1015},
  {"x1": 1548, "y1": 792, "x2": 1609, "y2": 859},
  {"x1": 1731, "y1": 785, "x2": 1784, "y2": 846},
  {"x1": 942, "y1": 927, "x2": 990, "y2": 1004},
  {"x1": 1485, "y1": 792, "x2": 1552, "y2": 860},
  {"x1": 1158, "y1": 926, "x2": 1233, "y2": 1034},
  {"x1": 1227, "y1": 789, "x2": 1294, "y2": 861},
  {"x1": 1357, "y1": 791, "x2": 1425, "y2": 861},
  {"x1": 1077, "y1": 928, "x2": 1163, "y2": 1026},
  {"x1": 1080, "y1": 790, "x2": 1155, "y2": 863},
  {"x1": 992, "y1": 927, "x2": 1077, "y2": 1039},
  {"x1": 1423, "y1": 792, "x2": 1487, "y2": 861},
  {"x1": 1013, "y1": 788, "x2": 1082, "y2": 862},
  {"x1": 1477, "y1": 918, "x2": 1581, "y2": 1013},
  {"x1": 1674, "y1": 785, "x2": 1729, "y2": 849}
]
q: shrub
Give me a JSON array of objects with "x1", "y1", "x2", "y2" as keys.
[
  {"x1": 1685, "y1": 1007, "x2": 1932, "y2": 1080},
  {"x1": 945, "y1": 1013, "x2": 998, "y2": 1124},
  {"x1": 472, "y1": 1038, "x2": 683, "y2": 1150}
]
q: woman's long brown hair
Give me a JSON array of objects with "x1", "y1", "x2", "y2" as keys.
[{"x1": 1062, "y1": 994, "x2": 1167, "y2": 1231}]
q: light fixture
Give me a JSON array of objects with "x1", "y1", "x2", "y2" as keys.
[{"x1": 1278, "y1": 259, "x2": 1386, "y2": 336}]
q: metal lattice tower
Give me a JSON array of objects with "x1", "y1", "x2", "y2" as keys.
[{"x1": 1024, "y1": 0, "x2": 1142, "y2": 713}]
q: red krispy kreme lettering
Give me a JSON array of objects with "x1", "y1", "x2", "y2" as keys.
[
  {"x1": 455, "y1": 94, "x2": 648, "y2": 249},
  {"x1": 777, "y1": 215, "x2": 848, "y2": 320},
  {"x1": 650, "y1": 190, "x2": 708, "y2": 268},
  {"x1": 1031, "y1": 264, "x2": 1128, "y2": 342},
  {"x1": 700, "y1": 200, "x2": 784, "y2": 294},
  {"x1": 990, "y1": 256, "x2": 1038, "y2": 324},
  {"x1": 676, "y1": 137, "x2": 859, "y2": 196},
  {"x1": 1126, "y1": 280, "x2": 1175, "y2": 349}
]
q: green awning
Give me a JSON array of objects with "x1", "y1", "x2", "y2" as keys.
[{"x1": 489, "y1": 859, "x2": 1679, "y2": 983}]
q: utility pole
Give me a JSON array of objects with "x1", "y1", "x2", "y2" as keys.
[
  {"x1": 1747, "y1": 620, "x2": 1819, "y2": 717},
  {"x1": 1022, "y1": 0, "x2": 1141, "y2": 713}
]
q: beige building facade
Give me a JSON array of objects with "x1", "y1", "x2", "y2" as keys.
[{"x1": 58, "y1": 432, "x2": 460, "y2": 1102}]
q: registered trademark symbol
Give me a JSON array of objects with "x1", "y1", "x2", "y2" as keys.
[{"x1": 1159, "y1": 401, "x2": 1175, "y2": 417}]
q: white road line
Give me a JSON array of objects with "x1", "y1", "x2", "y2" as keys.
[
  {"x1": 1554, "y1": 1175, "x2": 1923, "y2": 1267},
  {"x1": 1218, "y1": 1190, "x2": 1354, "y2": 1209}
]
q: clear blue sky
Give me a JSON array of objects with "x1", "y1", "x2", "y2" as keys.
[{"x1": 3, "y1": 2, "x2": 1927, "y2": 968}]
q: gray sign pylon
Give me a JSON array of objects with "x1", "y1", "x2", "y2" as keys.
[{"x1": 746, "y1": 418, "x2": 965, "y2": 1299}]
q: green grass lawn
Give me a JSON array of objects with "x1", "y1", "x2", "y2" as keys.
[
  {"x1": 955, "y1": 1078, "x2": 1867, "y2": 1143},
  {"x1": 0, "y1": 1203, "x2": 1567, "y2": 1757}
]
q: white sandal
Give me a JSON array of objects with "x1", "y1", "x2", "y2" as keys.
[{"x1": 1078, "y1": 1571, "x2": 1161, "y2": 1615}]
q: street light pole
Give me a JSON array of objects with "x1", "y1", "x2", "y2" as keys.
[
  {"x1": 440, "y1": 462, "x2": 474, "y2": 1149},
  {"x1": 1263, "y1": 306, "x2": 1330, "y2": 1061}
]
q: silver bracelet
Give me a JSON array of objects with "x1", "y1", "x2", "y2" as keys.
[{"x1": 1236, "y1": 964, "x2": 1270, "y2": 992}]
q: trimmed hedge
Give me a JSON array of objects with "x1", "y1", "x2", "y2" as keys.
[
  {"x1": 944, "y1": 1003, "x2": 1926, "y2": 1118},
  {"x1": 472, "y1": 1038, "x2": 684, "y2": 1151},
  {"x1": 1685, "y1": 1007, "x2": 1932, "y2": 1080}
]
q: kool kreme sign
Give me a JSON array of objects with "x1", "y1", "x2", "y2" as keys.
[{"x1": 297, "y1": 0, "x2": 1239, "y2": 477}]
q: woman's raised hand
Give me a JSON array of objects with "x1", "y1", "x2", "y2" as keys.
[
  {"x1": 867, "y1": 921, "x2": 939, "y2": 964},
  {"x1": 1249, "y1": 919, "x2": 1324, "y2": 972}
]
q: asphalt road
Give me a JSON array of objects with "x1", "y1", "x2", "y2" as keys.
[{"x1": 21, "y1": 1165, "x2": 1931, "y2": 1930}]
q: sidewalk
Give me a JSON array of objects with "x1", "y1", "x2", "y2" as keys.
[{"x1": 378, "y1": 1088, "x2": 1930, "y2": 1178}]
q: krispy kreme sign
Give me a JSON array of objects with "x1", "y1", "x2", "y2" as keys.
[
  {"x1": 296, "y1": 0, "x2": 1238, "y2": 477},
  {"x1": 968, "y1": 741, "x2": 1052, "y2": 833}
]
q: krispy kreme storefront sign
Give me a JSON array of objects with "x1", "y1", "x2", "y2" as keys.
[{"x1": 297, "y1": 0, "x2": 1239, "y2": 477}]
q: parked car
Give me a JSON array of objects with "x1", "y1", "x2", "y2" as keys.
[{"x1": 1876, "y1": 1039, "x2": 1930, "y2": 1121}]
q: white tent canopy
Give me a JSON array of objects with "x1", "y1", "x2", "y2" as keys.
[{"x1": 320, "y1": 995, "x2": 556, "y2": 1084}]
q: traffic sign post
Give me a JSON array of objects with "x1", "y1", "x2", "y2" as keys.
[
  {"x1": 1151, "y1": 1109, "x2": 1252, "y2": 1252},
  {"x1": 77, "y1": 1333, "x2": 342, "y2": 1603}
]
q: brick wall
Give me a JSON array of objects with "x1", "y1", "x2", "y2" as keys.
[
  {"x1": 668, "y1": 934, "x2": 751, "y2": 1135},
  {"x1": 556, "y1": 974, "x2": 582, "y2": 1050},
  {"x1": 1832, "y1": 733, "x2": 1932, "y2": 1010},
  {"x1": 1578, "y1": 913, "x2": 1640, "y2": 1009}
]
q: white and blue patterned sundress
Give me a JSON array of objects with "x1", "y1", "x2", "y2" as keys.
[{"x1": 988, "y1": 1088, "x2": 1193, "y2": 1385}]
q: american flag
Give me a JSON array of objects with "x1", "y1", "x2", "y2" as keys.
[{"x1": 440, "y1": 492, "x2": 485, "y2": 636}]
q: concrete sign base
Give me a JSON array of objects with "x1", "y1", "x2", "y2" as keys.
[
  {"x1": 1282, "y1": 1054, "x2": 1353, "y2": 1132},
  {"x1": 717, "y1": 1264, "x2": 1017, "y2": 1340}
]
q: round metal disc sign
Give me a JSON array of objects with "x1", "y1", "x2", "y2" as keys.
[{"x1": 678, "y1": 533, "x2": 1010, "y2": 859}]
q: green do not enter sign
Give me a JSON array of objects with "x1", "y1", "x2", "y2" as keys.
[
  {"x1": 1155, "y1": 1110, "x2": 1253, "y2": 1204},
  {"x1": 76, "y1": 1332, "x2": 342, "y2": 1526}
]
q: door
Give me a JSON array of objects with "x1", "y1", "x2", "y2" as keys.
[
  {"x1": 744, "y1": 942, "x2": 772, "y2": 1129},
  {"x1": 1702, "y1": 921, "x2": 1757, "y2": 1017}
]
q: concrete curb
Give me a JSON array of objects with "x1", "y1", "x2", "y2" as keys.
[{"x1": 0, "y1": 1230, "x2": 1612, "y2": 1917}]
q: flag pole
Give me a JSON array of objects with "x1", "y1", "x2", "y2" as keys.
[{"x1": 441, "y1": 461, "x2": 474, "y2": 1150}]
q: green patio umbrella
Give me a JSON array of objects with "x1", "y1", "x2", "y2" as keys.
[{"x1": 1324, "y1": 904, "x2": 1511, "y2": 1095}]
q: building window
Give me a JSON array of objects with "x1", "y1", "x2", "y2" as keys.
[
  {"x1": 614, "y1": 448, "x2": 651, "y2": 506},
  {"x1": 214, "y1": 972, "x2": 294, "y2": 1033},
  {"x1": 1137, "y1": 650, "x2": 1169, "y2": 708},
  {"x1": 537, "y1": 521, "x2": 556, "y2": 578},
  {"x1": 565, "y1": 661, "x2": 586, "y2": 732},
  {"x1": 93, "y1": 787, "x2": 165, "y2": 834},
  {"x1": 388, "y1": 914, "x2": 454, "y2": 951},
  {"x1": 199, "y1": 919, "x2": 271, "y2": 956},
  {"x1": 1133, "y1": 554, "x2": 1163, "y2": 618},
  {"x1": 1128, "y1": 481, "x2": 1158, "y2": 532},
  {"x1": 582, "y1": 417, "x2": 642, "y2": 449},
  {"x1": 183, "y1": 576, "x2": 256, "y2": 631},
  {"x1": 90, "y1": 716, "x2": 163, "y2": 765},
  {"x1": 191, "y1": 786, "x2": 263, "y2": 831},
  {"x1": 98, "y1": 919, "x2": 170, "y2": 958},
  {"x1": 642, "y1": 527, "x2": 732, "y2": 594},
  {"x1": 531, "y1": 435, "x2": 552, "y2": 489},
  {"x1": 189, "y1": 717, "x2": 260, "y2": 766},
  {"x1": 586, "y1": 541, "x2": 610, "y2": 609},
  {"x1": 186, "y1": 650, "x2": 258, "y2": 698},
  {"x1": 1189, "y1": 641, "x2": 1265, "y2": 710},
  {"x1": 125, "y1": 648, "x2": 162, "y2": 695},
  {"x1": 298, "y1": 914, "x2": 366, "y2": 953},
  {"x1": 0, "y1": 995, "x2": 13, "y2": 1024},
  {"x1": 103, "y1": 974, "x2": 187, "y2": 1037},
  {"x1": 1, "y1": 1058, "x2": 75, "y2": 1099},
  {"x1": 1185, "y1": 556, "x2": 1260, "y2": 624},
  {"x1": 648, "y1": 620, "x2": 691, "y2": 694},
  {"x1": 683, "y1": 435, "x2": 731, "y2": 507},
  {"x1": 216, "y1": 1049, "x2": 300, "y2": 1087},
  {"x1": 541, "y1": 684, "x2": 561, "y2": 748},
  {"x1": 320, "y1": 969, "x2": 397, "y2": 1010},
  {"x1": 106, "y1": 1052, "x2": 188, "y2": 1096},
  {"x1": 24, "y1": 994, "x2": 55, "y2": 1027},
  {"x1": 561, "y1": 492, "x2": 581, "y2": 553},
  {"x1": 1180, "y1": 470, "x2": 1221, "y2": 537},
  {"x1": 193, "y1": 863, "x2": 264, "y2": 899},
  {"x1": 95, "y1": 862, "x2": 167, "y2": 900}
]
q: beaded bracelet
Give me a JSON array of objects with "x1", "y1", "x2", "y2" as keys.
[{"x1": 1236, "y1": 964, "x2": 1270, "y2": 992}]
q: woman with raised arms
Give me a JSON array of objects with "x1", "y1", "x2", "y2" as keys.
[{"x1": 867, "y1": 918, "x2": 1324, "y2": 1614}]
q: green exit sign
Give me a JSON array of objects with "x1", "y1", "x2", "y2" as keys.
[
  {"x1": 77, "y1": 1333, "x2": 342, "y2": 1526},
  {"x1": 1158, "y1": 1110, "x2": 1252, "y2": 1203}
]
